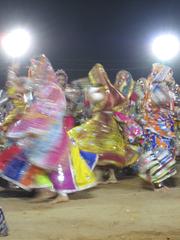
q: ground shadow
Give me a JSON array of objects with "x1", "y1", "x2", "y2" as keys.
[
  {"x1": 0, "y1": 188, "x2": 35, "y2": 198},
  {"x1": 70, "y1": 189, "x2": 95, "y2": 200}
]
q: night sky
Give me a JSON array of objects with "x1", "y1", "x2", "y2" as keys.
[{"x1": 0, "y1": 0, "x2": 180, "y2": 86}]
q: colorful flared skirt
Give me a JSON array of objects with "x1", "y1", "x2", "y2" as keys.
[
  {"x1": 138, "y1": 130, "x2": 176, "y2": 184},
  {"x1": 49, "y1": 139, "x2": 97, "y2": 194},
  {"x1": 0, "y1": 145, "x2": 52, "y2": 190},
  {"x1": 69, "y1": 112, "x2": 139, "y2": 167}
]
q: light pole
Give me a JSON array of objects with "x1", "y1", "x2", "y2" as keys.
[
  {"x1": 1, "y1": 28, "x2": 31, "y2": 59},
  {"x1": 152, "y1": 34, "x2": 180, "y2": 62},
  {"x1": 1, "y1": 27, "x2": 32, "y2": 88},
  {"x1": 0, "y1": 27, "x2": 32, "y2": 105}
]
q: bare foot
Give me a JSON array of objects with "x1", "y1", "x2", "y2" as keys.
[
  {"x1": 98, "y1": 169, "x2": 118, "y2": 185},
  {"x1": 154, "y1": 185, "x2": 170, "y2": 192},
  {"x1": 107, "y1": 169, "x2": 118, "y2": 184},
  {"x1": 49, "y1": 194, "x2": 69, "y2": 204}
]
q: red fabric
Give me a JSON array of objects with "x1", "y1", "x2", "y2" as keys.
[
  {"x1": 98, "y1": 152, "x2": 126, "y2": 165},
  {"x1": 64, "y1": 115, "x2": 75, "y2": 131},
  {"x1": 0, "y1": 145, "x2": 22, "y2": 170}
]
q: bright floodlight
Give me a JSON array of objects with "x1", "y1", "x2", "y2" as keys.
[
  {"x1": 152, "y1": 34, "x2": 180, "y2": 61},
  {"x1": 2, "y1": 28, "x2": 31, "y2": 58}
]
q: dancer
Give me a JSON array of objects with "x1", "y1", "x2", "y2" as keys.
[
  {"x1": 138, "y1": 63, "x2": 177, "y2": 190},
  {"x1": 0, "y1": 65, "x2": 26, "y2": 132},
  {"x1": 69, "y1": 64, "x2": 140, "y2": 184},
  {"x1": 133, "y1": 77, "x2": 147, "y2": 122},
  {"x1": 56, "y1": 69, "x2": 88, "y2": 129},
  {"x1": 29, "y1": 56, "x2": 96, "y2": 202},
  {"x1": 0, "y1": 55, "x2": 96, "y2": 203},
  {"x1": 0, "y1": 74, "x2": 53, "y2": 194},
  {"x1": 171, "y1": 83, "x2": 180, "y2": 157},
  {"x1": 56, "y1": 69, "x2": 76, "y2": 130},
  {"x1": 113, "y1": 70, "x2": 144, "y2": 178}
]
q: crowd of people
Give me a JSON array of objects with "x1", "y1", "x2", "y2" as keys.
[{"x1": 0, "y1": 54, "x2": 179, "y2": 203}]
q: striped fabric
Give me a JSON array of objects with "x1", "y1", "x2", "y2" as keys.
[{"x1": 0, "y1": 208, "x2": 8, "y2": 237}]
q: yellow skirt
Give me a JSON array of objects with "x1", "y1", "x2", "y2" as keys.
[{"x1": 69, "y1": 112, "x2": 139, "y2": 167}]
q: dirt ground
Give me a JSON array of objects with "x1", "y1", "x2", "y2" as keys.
[{"x1": 1, "y1": 166, "x2": 180, "y2": 240}]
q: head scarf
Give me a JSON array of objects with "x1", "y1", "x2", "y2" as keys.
[
  {"x1": 114, "y1": 70, "x2": 135, "y2": 99},
  {"x1": 146, "y1": 63, "x2": 175, "y2": 110},
  {"x1": 88, "y1": 64, "x2": 125, "y2": 111},
  {"x1": 28, "y1": 55, "x2": 57, "y2": 84}
]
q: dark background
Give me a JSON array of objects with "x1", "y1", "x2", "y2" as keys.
[{"x1": 0, "y1": 0, "x2": 180, "y2": 86}]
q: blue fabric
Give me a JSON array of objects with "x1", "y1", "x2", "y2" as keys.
[
  {"x1": 80, "y1": 151, "x2": 97, "y2": 170},
  {"x1": 3, "y1": 155, "x2": 28, "y2": 181}
]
